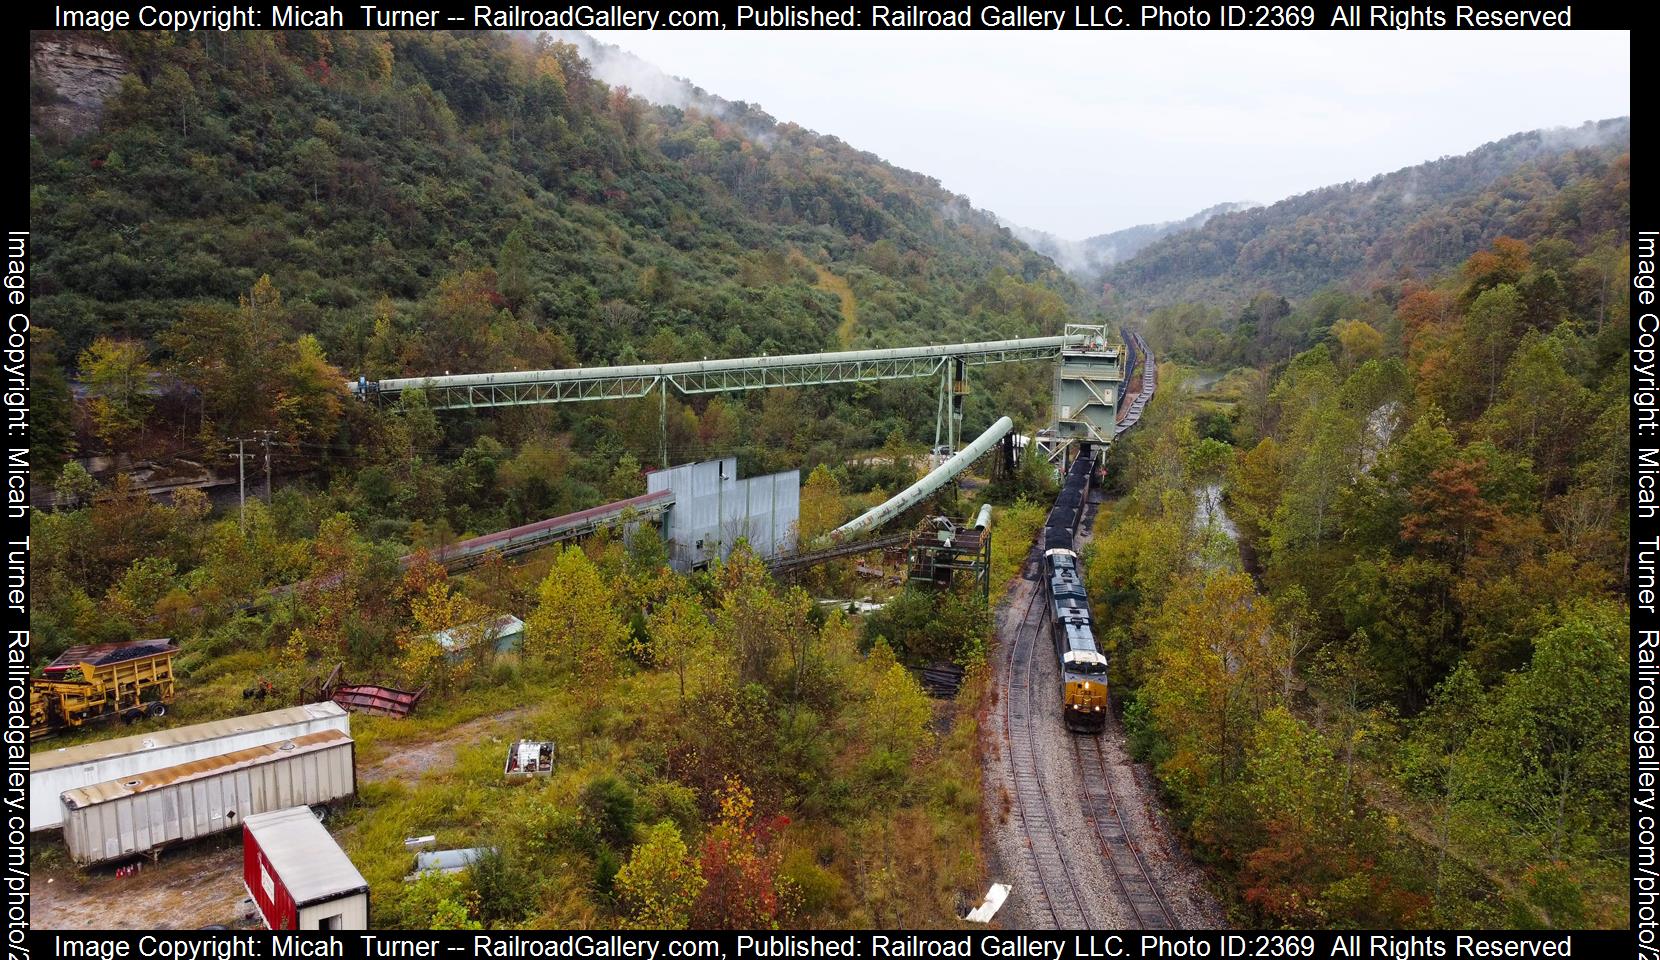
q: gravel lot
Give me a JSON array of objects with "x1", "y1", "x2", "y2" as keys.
[{"x1": 32, "y1": 704, "x2": 525, "y2": 930}]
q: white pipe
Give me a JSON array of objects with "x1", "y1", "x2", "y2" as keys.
[
  {"x1": 830, "y1": 417, "x2": 1014, "y2": 541},
  {"x1": 974, "y1": 504, "x2": 993, "y2": 531}
]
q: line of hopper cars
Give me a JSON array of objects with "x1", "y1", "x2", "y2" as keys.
[{"x1": 1041, "y1": 445, "x2": 1111, "y2": 732}]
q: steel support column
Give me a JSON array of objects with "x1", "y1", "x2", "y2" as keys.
[
  {"x1": 949, "y1": 357, "x2": 967, "y2": 453},
  {"x1": 934, "y1": 367, "x2": 949, "y2": 450}
]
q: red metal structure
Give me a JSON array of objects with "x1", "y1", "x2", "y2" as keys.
[{"x1": 331, "y1": 683, "x2": 423, "y2": 718}]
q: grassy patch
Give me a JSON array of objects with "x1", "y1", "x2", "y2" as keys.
[
  {"x1": 814, "y1": 266, "x2": 859, "y2": 349},
  {"x1": 987, "y1": 499, "x2": 1047, "y2": 593}
]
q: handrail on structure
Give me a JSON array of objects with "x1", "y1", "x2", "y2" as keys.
[{"x1": 350, "y1": 335, "x2": 1087, "y2": 407}]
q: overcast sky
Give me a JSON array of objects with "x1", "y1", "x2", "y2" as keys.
[{"x1": 585, "y1": 30, "x2": 1630, "y2": 239}]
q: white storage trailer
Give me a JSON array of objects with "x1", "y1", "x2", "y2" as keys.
[
  {"x1": 61, "y1": 729, "x2": 356, "y2": 865},
  {"x1": 30, "y1": 701, "x2": 350, "y2": 831},
  {"x1": 243, "y1": 806, "x2": 369, "y2": 930}
]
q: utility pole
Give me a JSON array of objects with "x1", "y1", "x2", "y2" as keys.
[
  {"x1": 227, "y1": 438, "x2": 254, "y2": 531},
  {"x1": 255, "y1": 429, "x2": 275, "y2": 502}
]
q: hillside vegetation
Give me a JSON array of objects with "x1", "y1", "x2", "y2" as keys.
[
  {"x1": 1089, "y1": 130, "x2": 1629, "y2": 926},
  {"x1": 30, "y1": 30, "x2": 1093, "y2": 473},
  {"x1": 1102, "y1": 120, "x2": 1629, "y2": 311}
]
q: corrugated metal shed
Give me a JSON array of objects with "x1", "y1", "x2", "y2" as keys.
[
  {"x1": 647, "y1": 457, "x2": 799, "y2": 571},
  {"x1": 31, "y1": 702, "x2": 348, "y2": 773},
  {"x1": 243, "y1": 807, "x2": 368, "y2": 907},
  {"x1": 61, "y1": 730, "x2": 352, "y2": 808}
]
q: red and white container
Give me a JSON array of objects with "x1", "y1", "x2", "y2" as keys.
[{"x1": 242, "y1": 806, "x2": 369, "y2": 930}]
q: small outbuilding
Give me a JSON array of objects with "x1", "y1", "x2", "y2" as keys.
[
  {"x1": 432, "y1": 614, "x2": 524, "y2": 661},
  {"x1": 243, "y1": 806, "x2": 369, "y2": 930}
]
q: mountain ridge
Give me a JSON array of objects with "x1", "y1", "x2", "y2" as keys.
[
  {"x1": 1002, "y1": 201, "x2": 1261, "y2": 276},
  {"x1": 1101, "y1": 116, "x2": 1630, "y2": 309}
]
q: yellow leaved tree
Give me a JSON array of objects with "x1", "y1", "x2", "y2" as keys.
[{"x1": 525, "y1": 545, "x2": 630, "y2": 685}]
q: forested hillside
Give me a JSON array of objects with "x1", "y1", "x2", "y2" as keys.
[
  {"x1": 1007, "y1": 201, "x2": 1257, "y2": 277},
  {"x1": 29, "y1": 30, "x2": 1051, "y2": 928},
  {"x1": 1102, "y1": 120, "x2": 1629, "y2": 311},
  {"x1": 1089, "y1": 132, "x2": 1629, "y2": 926},
  {"x1": 30, "y1": 30, "x2": 1092, "y2": 474}
]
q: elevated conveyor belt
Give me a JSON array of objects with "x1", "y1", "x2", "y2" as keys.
[
  {"x1": 352, "y1": 336, "x2": 1085, "y2": 409},
  {"x1": 262, "y1": 491, "x2": 674, "y2": 606}
]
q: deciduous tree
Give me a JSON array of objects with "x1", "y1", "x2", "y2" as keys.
[
  {"x1": 525, "y1": 545, "x2": 630, "y2": 684},
  {"x1": 79, "y1": 337, "x2": 153, "y2": 449},
  {"x1": 616, "y1": 821, "x2": 705, "y2": 929}
]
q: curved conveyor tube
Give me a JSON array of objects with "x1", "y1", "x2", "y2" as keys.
[{"x1": 828, "y1": 416, "x2": 1014, "y2": 542}]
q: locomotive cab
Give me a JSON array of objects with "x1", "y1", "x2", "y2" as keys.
[{"x1": 1061, "y1": 646, "x2": 1109, "y2": 731}]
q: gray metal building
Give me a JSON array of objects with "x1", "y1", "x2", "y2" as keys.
[{"x1": 647, "y1": 458, "x2": 799, "y2": 571}]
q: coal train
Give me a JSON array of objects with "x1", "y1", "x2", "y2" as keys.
[{"x1": 1041, "y1": 446, "x2": 1109, "y2": 732}]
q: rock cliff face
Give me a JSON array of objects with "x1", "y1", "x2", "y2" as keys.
[{"x1": 31, "y1": 36, "x2": 128, "y2": 139}]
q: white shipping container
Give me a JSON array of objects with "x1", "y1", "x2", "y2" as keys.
[
  {"x1": 61, "y1": 729, "x2": 356, "y2": 866},
  {"x1": 30, "y1": 701, "x2": 350, "y2": 831}
]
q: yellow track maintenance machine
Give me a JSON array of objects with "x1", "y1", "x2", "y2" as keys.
[{"x1": 30, "y1": 639, "x2": 180, "y2": 739}]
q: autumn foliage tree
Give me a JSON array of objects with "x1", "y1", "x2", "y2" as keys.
[
  {"x1": 649, "y1": 591, "x2": 715, "y2": 706},
  {"x1": 79, "y1": 337, "x2": 154, "y2": 449},
  {"x1": 1141, "y1": 570, "x2": 1277, "y2": 813},
  {"x1": 525, "y1": 545, "x2": 631, "y2": 684},
  {"x1": 615, "y1": 821, "x2": 706, "y2": 929},
  {"x1": 690, "y1": 778, "x2": 795, "y2": 929},
  {"x1": 397, "y1": 577, "x2": 493, "y2": 694}
]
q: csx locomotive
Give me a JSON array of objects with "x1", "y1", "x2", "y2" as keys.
[{"x1": 1041, "y1": 447, "x2": 1109, "y2": 731}]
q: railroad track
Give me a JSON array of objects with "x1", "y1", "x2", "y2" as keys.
[
  {"x1": 1002, "y1": 577, "x2": 1095, "y2": 929},
  {"x1": 1068, "y1": 482, "x2": 1179, "y2": 930},
  {"x1": 1071, "y1": 734, "x2": 1179, "y2": 928},
  {"x1": 995, "y1": 370, "x2": 1182, "y2": 930}
]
